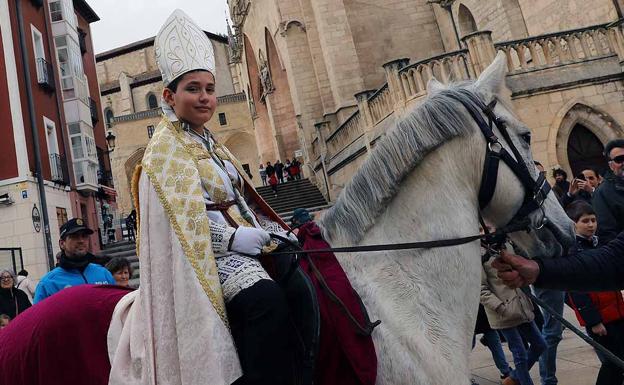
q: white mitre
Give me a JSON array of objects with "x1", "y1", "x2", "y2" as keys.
[{"x1": 155, "y1": 9, "x2": 216, "y2": 86}]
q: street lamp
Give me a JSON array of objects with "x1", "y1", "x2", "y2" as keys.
[{"x1": 105, "y1": 131, "x2": 116, "y2": 152}]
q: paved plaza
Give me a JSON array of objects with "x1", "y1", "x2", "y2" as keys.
[{"x1": 471, "y1": 306, "x2": 602, "y2": 385}]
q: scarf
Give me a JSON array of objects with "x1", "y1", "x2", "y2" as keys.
[{"x1": 59, "y1": 252, "x2": 90, "y2": 272}]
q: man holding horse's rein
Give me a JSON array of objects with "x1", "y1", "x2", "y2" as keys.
[{"x1": 492, "y1": 232, "x2": 624, "y2": 291}]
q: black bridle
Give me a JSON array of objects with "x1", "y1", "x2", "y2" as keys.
[{"x1": 447, "y1": 89, "x2": 551, "y2": 236}]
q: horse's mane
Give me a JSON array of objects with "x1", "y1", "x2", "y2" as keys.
[{"x1": 319, "y1": 84, "x2": 483, "y2": 243}]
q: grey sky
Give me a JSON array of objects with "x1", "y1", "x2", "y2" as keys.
[{"x1": 88, "y1": 0, "x2": 230, "y2": 54}]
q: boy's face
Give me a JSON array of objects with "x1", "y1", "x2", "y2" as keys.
[{"x1": 575, "y1": 214, "x2": 597, "y2": 238}]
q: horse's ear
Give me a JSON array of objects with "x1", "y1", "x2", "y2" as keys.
[
  {"x1": 474, "y1": 51, "x2": 508, "y2": 99},
  {"x1": 427, "y1": 77, "x2": 445, "y2": 94}
]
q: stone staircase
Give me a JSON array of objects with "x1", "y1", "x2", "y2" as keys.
[
  {"x1": 100, "y1": 240, "x2": 140, "y2": 287},
  {"x1": 255, "y1": 178, "x2": 330, "y2": 222}
]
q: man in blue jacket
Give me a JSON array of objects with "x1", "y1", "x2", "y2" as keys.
[{"x1": 34, "y1": 218, "x2": 115, "y2": 303}]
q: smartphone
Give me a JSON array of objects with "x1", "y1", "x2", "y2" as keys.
[{"x1": 576, "y1": 173, "x2": 586, "y2": 181}]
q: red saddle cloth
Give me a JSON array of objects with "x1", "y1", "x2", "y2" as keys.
[
  {"x1": 297, "y1": 221, "x2": 377, "y2": 385},
  {"x1": 0, "y1": 284, "x2": 133, "y2": 385}
]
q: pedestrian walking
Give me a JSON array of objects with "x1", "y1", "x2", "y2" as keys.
[
  {"x1": 481, "y1": 257, "x2": 546, "y2": 385},
  {"x1": 275, "y1": 160, "x2": 284, "y2": 184},
  {"x1": 259, "y1": 164, "x2": 267, "y2": 186}
]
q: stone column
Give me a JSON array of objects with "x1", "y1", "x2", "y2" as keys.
[
  {"x1": 607, "y1": 19, "x2": 624, "y2": 70},
  {"x1": 118, "y1": 72, "x2": 135, "y2": 115},
  {"x1": 462, "y1": 31, "x2": 496, "y2": 76},
  {"x1": 382, "y1": 58, "x2": 410, "y2": 109},
  {"x1": 314, "y1": 121, "x2": 332, "y2": 202},
  {"x1": 354, "y1": 89, "x2": 377, "y2": 151}
]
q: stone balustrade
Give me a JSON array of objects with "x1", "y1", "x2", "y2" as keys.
[
  {"x1": 311, "y1": 19, "x2": 624, "y2": 200},
  {"x1": 367, "y1": 84, "x2": 393, "y2": 125},
  {"x1": 325, "y1": 111, "x2": 364, "y2": 159},
  {"x1": 399, "y1": 49, "x2": 474, "y2": 100},
  {"x1": 311, "y1": 136, "x2": 320, "y2": 161},
  {"x1": 495, "y1": 22, "x2": 624, "y2": 74}
]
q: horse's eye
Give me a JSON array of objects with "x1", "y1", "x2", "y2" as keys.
[{"x1": 520, "y1": 132, "x2": 531, "y2": 145}]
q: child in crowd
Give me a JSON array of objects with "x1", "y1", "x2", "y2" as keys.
[
  {"x1": 0, "y1": 314, "x2": 10, "y2": 329},
  {"x1": 481, "y1": 247, "x2": 546, "y2": 385},
  {"x1": 565, "y1": 201, "x2": 624, "y2": 385}
]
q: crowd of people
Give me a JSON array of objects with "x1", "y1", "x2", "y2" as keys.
[
  {"x1": 258, "y1": 158, "x2": 302, "y2": 194},
  {"x1": 473, "y1": 138, "x2": 624, "y2": 385},
  {"x1": 0, "y1": 218, "x2": 134, "y2": 329}
]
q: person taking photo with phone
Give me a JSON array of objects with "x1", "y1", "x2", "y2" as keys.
[{"x1": 561, "y1": 168, "x2": 601, "y2": 209}]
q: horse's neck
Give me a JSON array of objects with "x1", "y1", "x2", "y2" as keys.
[{"x1": 367, "y1": 138, "x2": 482, "y2": 245}]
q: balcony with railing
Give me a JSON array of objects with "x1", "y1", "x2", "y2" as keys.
[
  {"x1": 399, "y1": 49, "x2": 474, "y2": 101},
  {"x1": 36, "y1": 58, "x2": 55, "y2": 91},
  {"x1": 495, "y1": 23, "x2": 618, "y2": 74},
  {"x1": 326, "y1": 111, "x2": 365, "y2": 160},
  {"x1": 89, "y1": 97, "x2": 99, "y2": 124},
  {"x1": 49, "y1": 153, "x2": 68, "y2": 185}
]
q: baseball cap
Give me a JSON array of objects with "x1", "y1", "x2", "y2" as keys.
[{"x1": 60, "y1": 218, "x2": 94, "y2": 239}]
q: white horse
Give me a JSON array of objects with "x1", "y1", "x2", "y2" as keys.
[{"x1": 319, "y1": 52, "x2": 575, "y2": 384}]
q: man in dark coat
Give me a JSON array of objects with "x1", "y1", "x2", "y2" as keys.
[
  {"x1": 560, "y1": 168, "x2": 600, "y2": 208},
  {"x1": 491, "y1": 231, "x2": 624, "y2": 291},
  {"x1": 593, "y1": 139, "x2": 624, "y2": 243},
  {"x1": 274, "y1": 160, "x2": 284, "y2": 184},
  {"x1": 265, "y1": 161, "x2": 275, "y2": 178},
  {"x1": 292, "y1": 208, "x2": 377, "y2": 385}
]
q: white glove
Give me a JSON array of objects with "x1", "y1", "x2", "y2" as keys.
[
  {"x1": 279, "y1": 231, "x2": 299, "y2": 244},
  {"x1": 229, "y1": 227, "x2": 271, "y2": 255}
]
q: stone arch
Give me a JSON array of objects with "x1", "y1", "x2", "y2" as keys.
[
  {"x1": 224, "y1": 132, "x2": 261, "y2": 184},
  {"x1": 552, "y1": 103, "x2": 624, "y2": 176},
  {"x1": 244, "y1": 33, "x2": 278, "y2": 164},
  {"x1": 146, "y1": 92, "x2": 158, "y2": 109},
  {"x1": 124, "y1": 147, "x2": 145, "y2": 188},
  {"x1": 458, "y1": 4, "x2": 478, "y2": 37},
  {"x1": 264, "y1": 28, "x2": 299, "y2": 161}
]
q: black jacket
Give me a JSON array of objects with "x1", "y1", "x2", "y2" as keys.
[
  {"x1": 0, "y1": 286, "x2": 31, "y2": 319},
  {"x1": 565, "y1": 235, "x2": 602, "y2": 327},
  {"x1": 560, "y1": 189, "x2": 592, "y2": 209},
  {"x1": 535, "y1": 232, "x2": 624, "y2": 291},
  {"x1": 593, "y1": 171, "x2": 624, "y2": 243},
  {"x1": 265, "y1": 164, "x2": 275, "y2": 176}
]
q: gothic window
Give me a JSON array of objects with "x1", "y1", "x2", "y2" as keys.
[
  {"x1": 458, "y1": 4, "x2": 478, "y2": 37},
  {"x1": 146, "y1": 93, "x2": 159, "y2": 109}
]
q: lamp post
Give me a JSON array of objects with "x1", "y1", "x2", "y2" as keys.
[{"x1": 105, "y1": 131, "x2": 116, "y2": 152}]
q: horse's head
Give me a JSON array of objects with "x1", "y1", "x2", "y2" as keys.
[{"x1": 430, "y1": 52, "x2": 575, "y2": 258}]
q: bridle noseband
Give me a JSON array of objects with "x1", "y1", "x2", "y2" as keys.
[{"x1": 447, "y1": 89, "x2": 551, "y2": 246}]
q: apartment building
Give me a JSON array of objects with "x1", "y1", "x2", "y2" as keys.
[{"x1": 0, "y1": 0, "x2": 116, "y2": 279}]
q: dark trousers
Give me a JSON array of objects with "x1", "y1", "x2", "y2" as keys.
[
  {"x1": 227, "y1": 279, "x2": 292, "y2": 385},
  {"x1": 589, "y1": 319, "x2": 624, "y2": 385}
]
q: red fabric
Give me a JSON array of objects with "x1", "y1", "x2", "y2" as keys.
[
  {"x1": 268, "y1": 174, "x2": 278, "y2": 185},
  {"x1": 0, "y1": 285, "x2": 133, "y2": 385},
  {"x1": 571, "y1": 291, "x2": 624, "y2": 327},
  {"x1": 297, "y1": 222, "x2": 377, "y2": 385}
]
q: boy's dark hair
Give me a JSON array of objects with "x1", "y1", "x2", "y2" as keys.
[
  {"x1": 166, "y1": 69, "x2": 210, "y2": 93},
  {"x1": 17, "y1": 269, "x2": 28, "y2": 277},
  {"x1": 553, "y1": 168, "x2": 567, "y2": 179},
  {"x1": 565, "y1": 201, "x2": 596, "y2": 222}
]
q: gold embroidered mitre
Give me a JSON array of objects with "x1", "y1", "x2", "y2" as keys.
[{"x1": 154, "y1": 9, "x2": 216, "y2": 86}]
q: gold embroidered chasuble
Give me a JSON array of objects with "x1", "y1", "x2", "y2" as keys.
[{"x1": 138, "y1": 116, "x2": 241, "y2": 324}]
